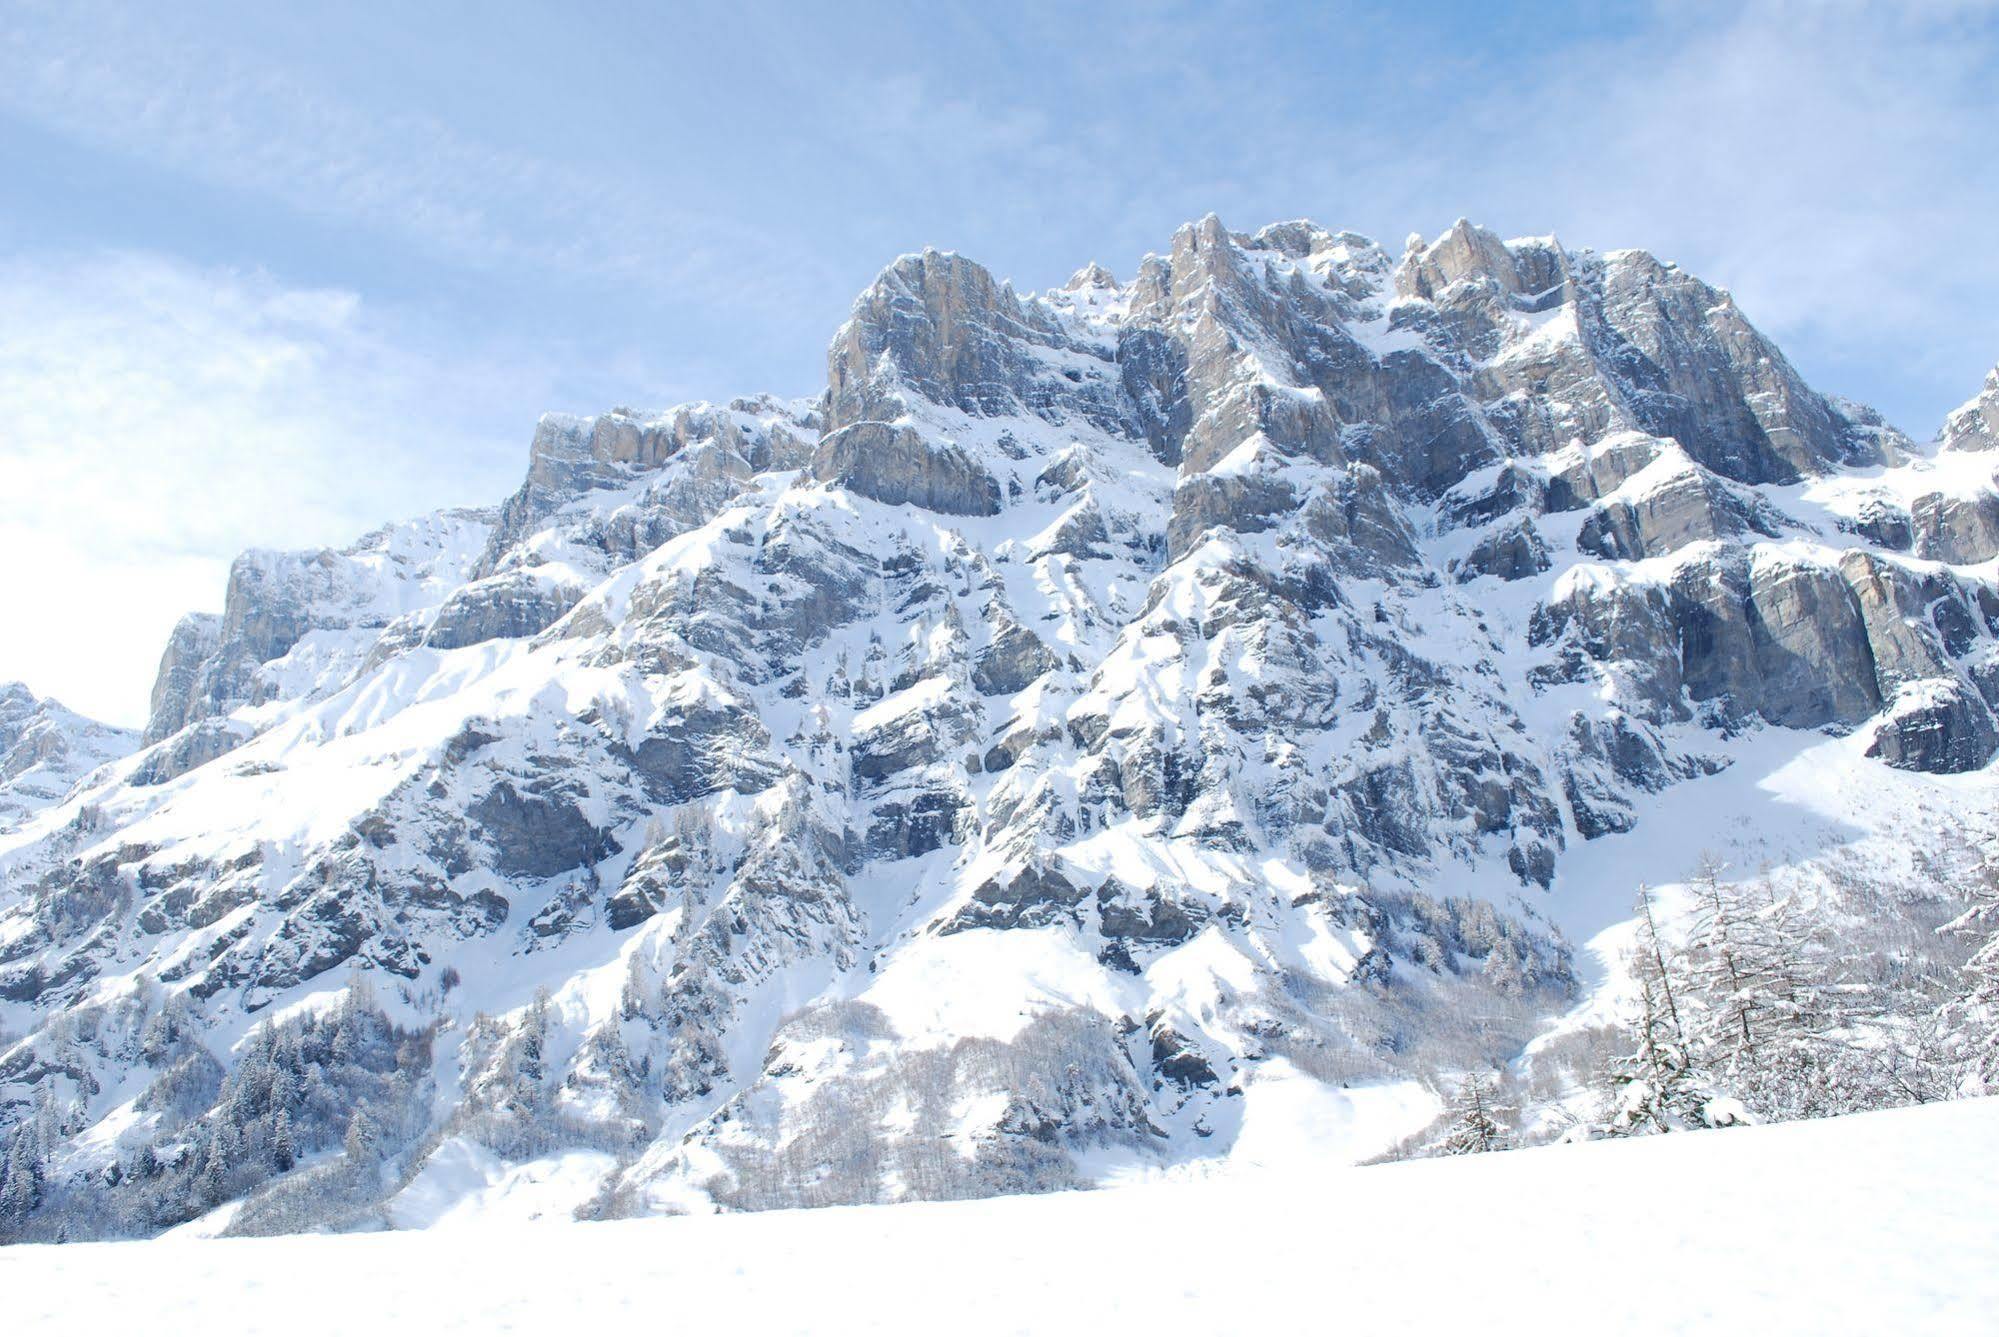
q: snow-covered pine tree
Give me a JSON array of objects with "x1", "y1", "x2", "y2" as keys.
[
  {"x1": 1602, "y1": 883, "x2": 1749, "y2": 1136},
  {"x1": 1440, "y1": 1071, "x2": 1508, "y2": 1155},
  {"x1": 1741, "y1": 883, "x2": 1851, "y2": 1118},
  {"x1": 343, "y1": 1106, "x2": 381, "y2": 1168},
  {"x1": 271, "y1": 1109, "x2": 296, "y2": 1173},
  {"x1": 190, "y1": 1132, "x2": 228, "y2": 1212},
  {"x1": 1, "y1": 1125, "x2": 44, "y2": 1225},
  {"x1": 1680, "y1": 860, "x2": 1840, "y2": 1119},
  {"x1": 512, "y1": 989, "x2": 552, "y2": 1111},
  {"x1": 1683, "y1": 856, "x2": 1762, "y2": 1069}
]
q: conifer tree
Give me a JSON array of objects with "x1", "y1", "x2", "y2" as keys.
[
  {"x1": 1440, "y1": 1071, "x2": 1508, "y2": 1155},
  {"x1": 191, "y1": 1134, "x2": 227, "y2": 1211},
  {"x1": 344, "y1": 1106, "x2": 381, "y2": 1169},
  {"x1": 1603, "y1": 883, "x2": 1747, "y2": 1135},
  {"x1": 1683, "y1": 856, "x2": 1762, "y2": 1070},
  {"x1": 1, "y1": 1128, "x2": 44, "y2": 1223},
  {"x1": 271, "y1": 1109, "x2": 296, "y2": 1173}
]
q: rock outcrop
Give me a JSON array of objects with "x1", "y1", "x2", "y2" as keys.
[{"x1": 1940, "y1": 366, "x2": 1999, "y2": 453}]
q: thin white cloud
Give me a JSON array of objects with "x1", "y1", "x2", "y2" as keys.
[
  {"x1": 0, "y1": 1, "x2": 831, "y2": 317},
  {"x1": 0, "y1": 251, "x2": 531, "y2": 726}
]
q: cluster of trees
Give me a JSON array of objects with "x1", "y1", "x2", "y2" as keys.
[
  {"x1": 1426, "y1": 848, "x2": 1999, "y2": 1159},
  {"x1": 1941, "y1": 858, "x2": 1999, "y2": 1095},
  {"x1": 698, "y1": 1003, "x2": 1154, "y2": 1213},
  {"x1": 1, "y1": 1091, "x2": 66, "y2": 1228},
  {"x1": 1599, "y1": 853, "x2": 1996, "y2": 1137},
  {"x1": 0, "y1": 979, "x2": 430, "y2": 1244},
  {"x1": 168, "y1": 982, "x2": 428, "y2": 1216},
  {"x1": 455, "y1": 988, "x2": 651, "y2": 1164}
]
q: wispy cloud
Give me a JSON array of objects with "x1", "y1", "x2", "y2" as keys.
[
  {"x1": 0, "y1": 0, "x2": 834, "y2": 317},
  {"x1": 0, "y1": 251, "x2": 532, "y2": 725}
]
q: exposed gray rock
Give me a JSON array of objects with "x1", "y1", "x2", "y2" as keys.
[
  {"x1": 1575, "y1": 463, "x2": 1783, "y2": 560},
  {"x1": 143, "y1": 614, "x2": 222, "y2": 745},
  {"x1": 1397, "y1": 218, "x2": 1528, "y2": 300},
  {"x1": 1453, "y1": 518, "x2": 1550, "y2": 582},
  {"x1": 1300, "y1": 464, "x2": 1421, "y2": 573},
  {"x1": 1591, "y1": 249, "x2": 1875, "y2": 483},
  {"x1": 1738, "y1": 557, "x2": 1881, "y2": 728},
  {"x1": 973, "y1": 623, "x2": 1059, "y2": 696},
  {"x1": 425, "y1": 572, "x2": 581, "y2": 650},
  {"x1": 470, "y1": 779, "x2": 616, "y2": 879},
  {"x1": 1939, "y1": 365, "x2": 1999, "y2": 453},
  {"x1": 1168, "y1": 473, "x2": 1296, "y2": 557},
  {"x1": 1866, "y1": 680, "x2": 1998, "y2": 773},
  {"x1": 1530, "y1": 575, "x2": 1686, "y2": 720},
  {"x1": 616, "y1": 706, "x2": 778, "y2": 805},
  {"x1": 1543, "y1": 435, "x2": 1667, "y2": 511},
  {"x1": 942, "y1": 863, "x2": 1087, "y2": 934},
  {"x1": 129, "y1": 719, "x2": 254, "y2": 787},
  {"x1": 1909, "y1": 489, "x2": 1999, "y2": 565},
  {"x1": 827, "y1": 249, "x2": 1128, "y2": 434},
  {"x1": 864, "y1": 788, "x2": 969, "y2": 861},
  {"x1": 1842, "y1": 497, "x2": 1915, "y2": 552},
  {"x1": 1837, "y1": 551, "x2": 1959, "y2": 694},
  {"x1": 478, "y1": 400, "x2": 811, "y2": 576},
  {"x1": 812, "y1": 422, "x2": 1002, "y2": 516}
]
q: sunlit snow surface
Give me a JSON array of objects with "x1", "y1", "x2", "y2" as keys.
[{"x1": 7, "y1": 1099, "x2": 1995, "y2": 1336}]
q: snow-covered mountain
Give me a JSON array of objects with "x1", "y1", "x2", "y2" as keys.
[
  {"x1": 0, "y1": 686, "x2": 135, "y2": 833},
  {"x1": 3, "y1": 216, "x2": 1996, "y2": 1240}
]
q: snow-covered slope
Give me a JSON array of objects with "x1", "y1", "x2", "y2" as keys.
[
  {"x1": 8, "y1": 1098, "x2": 1995, "y2": 1335},
  {"x1": 1, "y1": 217, "x2": 1996, "y2": 1241}
]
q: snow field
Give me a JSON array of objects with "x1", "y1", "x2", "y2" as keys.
[{"x1": 5, "y1": 1097, "x2": 1993, "y2": 1336}]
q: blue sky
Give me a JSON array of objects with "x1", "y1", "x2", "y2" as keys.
[{"x1": 3, "y1": 0, "x2": 1997, "y2": 724}]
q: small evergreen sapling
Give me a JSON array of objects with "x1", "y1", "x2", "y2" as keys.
[{"x1": 1441, "y1": 1071, "x2": 1509, "y2": 1155}]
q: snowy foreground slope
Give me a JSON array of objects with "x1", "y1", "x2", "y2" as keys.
[
  {"x1": 3, "y1": 215, "x2": 1998, "y2": 1239},
  {"x1": 7, "y1": 1099, "x2": 1996, "y2": 1336}
]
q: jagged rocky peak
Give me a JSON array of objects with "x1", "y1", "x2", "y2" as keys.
[
  {"x1": 1064, "y1": 261, "x2": 1117, "y2": 291},
  {"x1": 826, "y1": 247, "x2": 1058, "y2": 429},
  {"x1": 517, "y1": 396, "x2": 819, "y2": 508},
  {"x1": 816, "y1": 214, "x2": 1890, "y2": 510},
  {"x1": 0, "y1": 683, "x2": 135, "y2": 831},
  {"x1": 488, "y1": 396, "x2": 819, "y2": 565},
  {"x1": 1940, "y1": 364, "x2": 1999, "y2": 452},
  {"x1": 814, "y1": 245, "x2": 1134, "y2": 514},
  {"x1": 140, "y1": 507, "x2": 496, "y2": 751},
  {"x1": 1398, "y1": 217, "x2": 1536, "y2": 299}
]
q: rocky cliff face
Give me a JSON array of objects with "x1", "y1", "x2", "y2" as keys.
[
  {"x1": 2, "y1": 217, "x2": 1996, "y2": 1238},
  {"x1": 1941, "y1": 366, "x2": 1999, "y2": 454}
]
